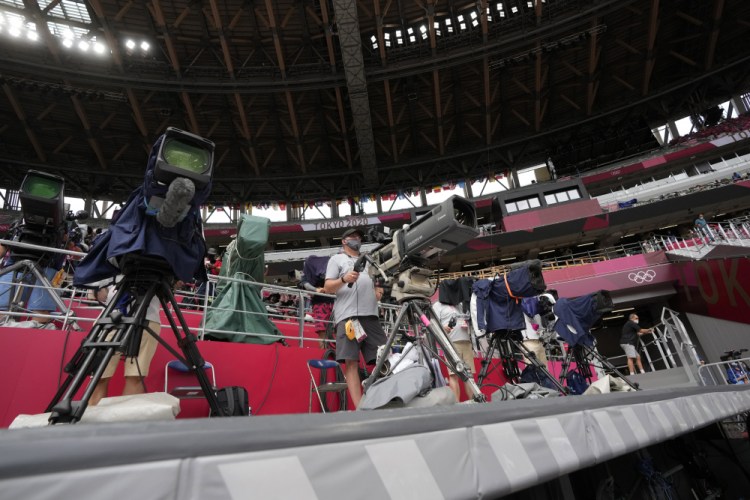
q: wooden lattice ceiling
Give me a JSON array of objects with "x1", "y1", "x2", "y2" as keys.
[{"x1": 0, "y1": 0, "x2": 748, "y2": 205}]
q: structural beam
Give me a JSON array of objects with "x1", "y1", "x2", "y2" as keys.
[
  {"x1": 642, "y1": 0, "x2": 660, "y2": 96},
  {"x1": 332, "y1": 0, "x2": 379, "y2": 187}
]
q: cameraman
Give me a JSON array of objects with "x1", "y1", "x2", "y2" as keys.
[
  {"x1": 432, "y1": 286, "x2": 475, "y2": 402},
  {"x1": 323, "y1": 228, "x2": 385, "y2": 408}
]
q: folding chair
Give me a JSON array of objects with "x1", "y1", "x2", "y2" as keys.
[
  {"x1": 164, "y1": 359, "x2": 217, "y2": 399},
  {"x1": 307, "y1": 359, "x2": 347, "y2": 413}
]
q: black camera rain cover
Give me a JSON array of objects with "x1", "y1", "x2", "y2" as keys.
[
  {"x1": 472, "y1": 261, "x2": 547, "y2": 332},
  {"x1": 74, "y1": 133, "x2": 212, "y2": 285},
  {"x1": 552, "y1": 293, "x2": 603, "y2": 347}
]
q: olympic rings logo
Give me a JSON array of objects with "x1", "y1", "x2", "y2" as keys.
[{"x1": 628, "y1": 269, "x2": 656, "y2": 283}]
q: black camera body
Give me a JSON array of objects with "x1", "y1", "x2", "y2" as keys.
[{"x1": 9, "y1": 170, "x2": 88, "y2": 266}]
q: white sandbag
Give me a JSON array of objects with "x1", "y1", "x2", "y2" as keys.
[
  {"x1": 583, "y1": 375, "x2": 635, "y2": 395},
  {"x1": 10, "y1": 392, "x2": 181, "y2": 429}
]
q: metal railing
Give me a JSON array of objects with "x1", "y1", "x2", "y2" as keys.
[
  {"x1": 648, "y1": 216, "x2": 750, "y2": 256},
  {"x1": 0, "y1": 239, "x2": 403, "y2": 347},
  {"x1": 698, "y1": 357, "x2": 750, "y2": 386}
]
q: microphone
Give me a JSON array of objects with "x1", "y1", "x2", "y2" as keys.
[
  {"x1": 157, "y1": 177, "x2": 195, "y2": 228},
  {"x1": 348, "y1": 253, "x2": 368, "y2": 288}
]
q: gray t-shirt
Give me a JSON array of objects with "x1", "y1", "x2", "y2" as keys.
[{"x1": 325, "y1": 252, "x2": 379, "y2": 322}]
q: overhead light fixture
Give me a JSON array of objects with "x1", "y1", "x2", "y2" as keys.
[
  {"x1": 140, "y1": 40, "x2": 150, "y2": 52},
  {"x1": 27, "y1": 30, "x2": 38, "y2": 42},
  {"x1": 464, "y1": 263, "x2": 480, "y2": 268},
  {"x1": 577, "y1": 242, "x2": 595, "y2": 247},
  {"x1": 602, "y1": 315, "x2": 625, "y2": 321},
  {"x1": 612, "y1": 307, "x2": 635, "y2": 313},
  {"x1": 125, "y1": 39, "x2": 136, "y2": 50},
  {"x1": 538, "y1": 249, "x2": 556, "y2": 255},
  {"x1": 78, "y1": 40, "x2": 89, "y2": 51},
  {"x1": 500, "y1": 256, "x2": 516, "y2": 262},
  {"x1": 93, "y1": 41, "x2": 106, "y2": 54}
]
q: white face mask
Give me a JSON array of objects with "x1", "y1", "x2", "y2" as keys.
[{"x1": 344, "y1": 239, "x2": 362, "y2": 251}]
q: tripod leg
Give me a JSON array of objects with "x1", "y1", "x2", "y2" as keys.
[
  {"x1": 583, "y1": 345, "x2": 640, "y2": 390},
  {"x1": 499, "y1": 339, "x2": 522, "y2": 381},
  {"x1": 22, "y1": 260, "x2": 81, "y2": 331},
  {"x1": 363, "y1": 303, "x2": 410, "y2": 393},
  {"x1": 155, "y1": 280, "x2": 223, "y2": 416},
  {"x1": 476, "y1": 335, "x2": 499, "y2": 385},
  {"x1": 48, "y1": 278, "x2": 158, "y2": 423},
  {"x1": 511, "y1": 339, "x2": 567, "y2": 395}
]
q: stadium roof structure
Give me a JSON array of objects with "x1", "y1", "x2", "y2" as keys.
[{"x1": 0, "y1": 0, "x2": 748, "y2": 205}]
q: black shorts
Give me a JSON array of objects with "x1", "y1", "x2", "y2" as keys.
[{"x1": 335, "y1": 316, "x2": 386, "y2": 364}]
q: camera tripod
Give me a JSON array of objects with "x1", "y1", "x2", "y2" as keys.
[
  {"x1": 558, "y1": 343, "x2": 639, "y2": 391},
  {"x1": 476, "y1": 330, "x2": 567, "y2": 395},
  {"x1": 363, "y1": 297, "x2": 486, "y2": 402},
  {"x1": 0, "y1": 257, "x2": 81, "y2": 331},
  {"x1": 46, "y1": 255, "x2": 221, "y2": 423}
]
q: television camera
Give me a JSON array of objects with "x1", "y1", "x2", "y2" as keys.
[
  {"x1": 352, "y1": 195, "x2": 479, "y2": 302},
  {"x1": 7, "y1": 170, "x2": 89, "y2": 264},
  {"x1": 0, "y1": 171, "x2": 88, "y2": 325},
  {"x1": 552, "y1": 290, "x2": 639, "y2": 390},
  {"x1": 47, "y1": 127, "x2": 225, "y2": 423},
  {"x1": 356, "y1": 196, "x2": 487, "y2": 402}
]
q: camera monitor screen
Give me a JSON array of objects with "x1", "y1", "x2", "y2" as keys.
[
  {"x1": 154, "y1": 127, "x2": 215, "y2": 188},
  {"x1": 163, "y1": 138, "x2": 212, "y2": 174},
  {"x1": 19, "y1": 170, "x2": 65, "y2": 226}
]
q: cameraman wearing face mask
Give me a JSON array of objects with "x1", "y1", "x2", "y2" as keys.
[{"x1": 323, "y1": 228, "x2": 385, "y2": 408}]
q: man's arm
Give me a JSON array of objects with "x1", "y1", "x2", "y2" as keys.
[{"x1": 323, "y1": 276, "x2": 347, "y2": 294}]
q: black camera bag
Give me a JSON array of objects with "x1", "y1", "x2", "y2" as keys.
[{"x1": 212, "y1": 386, "x2": 250, "y2": 416}]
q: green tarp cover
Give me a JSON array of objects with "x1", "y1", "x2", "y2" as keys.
[{"x1": 204, "y1": 214, "x2": 281, "y2": 344}]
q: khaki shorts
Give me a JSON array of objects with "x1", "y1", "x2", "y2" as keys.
[
  {"x1": 448, "y1": 340, "x2": 475, "y2": 375},
  {"x1": 102, "y1": 321, "x2": 161, "y2": 378},
  {"x1": 522, "y1": 339, "x2": 548, "y2": 364}
]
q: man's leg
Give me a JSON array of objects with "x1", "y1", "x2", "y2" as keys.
[
  {"x1": 447, "y1": 374, "x2": 461, "y2": 402},
  {"x1": 122, "y1": 376, "x2": 146, "y2": 396},
  {"x1": 627, "y1": 357, "x2": 636, "y2": 375},
  {"x1": 120, "y1": 321, "x2": 161, "y2": 396},
  {"x1": 344, "y1": 359, "x2": 362, "y2": 408},
  {"x1": 635, "y1": 354, "x2": 646, "y2": 373},
  {"x1": 90, "y1": 378, "x2": 110, "y2": 406}
]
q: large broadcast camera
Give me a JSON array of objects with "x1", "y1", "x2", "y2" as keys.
[
  {"x1": 49, "y1": 127, "x2": 226, "y2": 424},
  {"x1": 9, "y1": 170, "x2": 88, "y2": 265},
  {"x1": 73, "y1": 127, "x2": 214, "y2": 285},
  {"x1": 354, "y1": 195, "x2": 479, "y2": 302}
]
